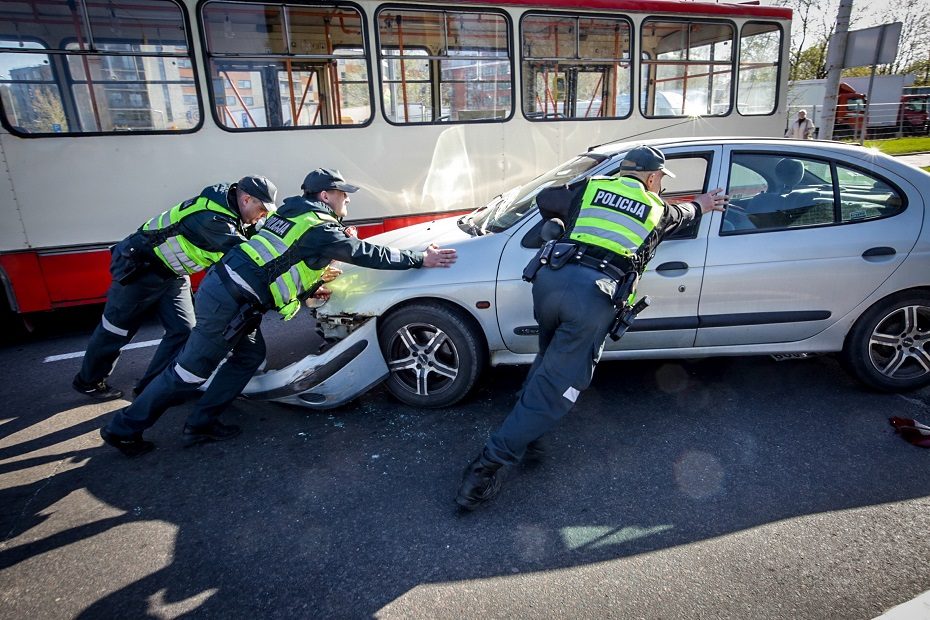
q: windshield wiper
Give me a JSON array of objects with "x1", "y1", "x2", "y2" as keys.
[{"x1": 457, "y1": 213, "x2": 483, "y2": 236}]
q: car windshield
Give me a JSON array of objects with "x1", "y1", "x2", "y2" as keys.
[{"x1": 460, "y1": 153, "x2": 606, "y2": 235}]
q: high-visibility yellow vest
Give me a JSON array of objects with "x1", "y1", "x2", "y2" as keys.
[
  {"x1": 569, "y1": 177, "x2": 664, "y2": 261},
  {"x1": 143, "y1": 196, "x2": 238, "y2": 275},
  {"x1": 238, "y1": 211, "x2": 336, "y2": 311}
]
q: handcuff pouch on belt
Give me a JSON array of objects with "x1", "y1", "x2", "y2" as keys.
[
  {"x1": 114, "y1": 233, "x2": 157, "y2": 285},
  {"x1": 522, "y1": 241, "x2": 582, "y2": 282}
]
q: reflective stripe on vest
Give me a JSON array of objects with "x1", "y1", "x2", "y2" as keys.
[
  {"x1": 238, "y1": 211, "x2": 337, "y2": 310},
  {"x1": 143, "y1": 196, "x2": 238, "y2": 275},
  {"x1": 569, "y1": 177, "x2": 665, "y2": 259}
]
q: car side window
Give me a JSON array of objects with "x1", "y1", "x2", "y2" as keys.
[
  {"x1": 835, "y1": 164, "x2": 905, "y2": 222},
  {"x1": 661, "y1": 155, "x2": 711, "y2": 240},
  {"x1": 722, "y1": 153, "x2": 906, "y2": 235},
  {"x1": 598, "y1": 154, "x2": 710, "y2": 239}
]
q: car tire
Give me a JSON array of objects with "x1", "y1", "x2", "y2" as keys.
[
  {"x1": 378, "y1": 302, "x2": 486, "y2": 408},
  {"x1": 842, "y1": 291, "x2": 930, "y2": 392}
]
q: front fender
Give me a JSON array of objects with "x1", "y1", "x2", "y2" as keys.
[{"x1": 241, "y1": 318, "x2": 388, "y2": 408}]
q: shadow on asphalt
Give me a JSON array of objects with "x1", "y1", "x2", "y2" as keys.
[{"x1": 2, "y1": 349, "x2": 929, "y2": 617}]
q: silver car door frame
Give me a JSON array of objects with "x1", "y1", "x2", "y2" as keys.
[
  {"x1": 495, "y1": 146, "x2": 723, "y2": 355},
  {"x1": 697, "y1": 143, "x2": 923, "y2": 347}
]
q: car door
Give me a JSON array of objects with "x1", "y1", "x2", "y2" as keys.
[
  {"x1": 496, "y1": 146, "x2": 722, "y2": 354},
  {"x1": 696, "y1": 145, "x2": 923, "y2": 347}
]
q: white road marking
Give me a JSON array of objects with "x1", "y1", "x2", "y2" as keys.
[{"x1": 43, "y1": 339, "x2": 162, "y2": 363}]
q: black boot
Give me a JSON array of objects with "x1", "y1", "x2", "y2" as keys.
[{"x1": 456, "y1": 449, "x2": 503, "y2": 511}]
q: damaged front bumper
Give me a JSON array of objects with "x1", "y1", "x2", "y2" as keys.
[{"x1": 240, "y1": 317, "x2": 388, "y2": 408}]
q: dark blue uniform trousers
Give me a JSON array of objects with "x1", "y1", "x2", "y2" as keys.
[
  {"x1": 106, "y1": 268, "x2": 266, "y2": 437},
  {"x1": 78, "y1": 270, "x2": 194, "y2": 393},
  {"x1": 485, "y1": 263, "x2": 617, "y2": 465}
]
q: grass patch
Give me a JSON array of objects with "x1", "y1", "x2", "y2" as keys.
[{"x1": 862, "y1": 136, "x2": 930, "y2": 155}]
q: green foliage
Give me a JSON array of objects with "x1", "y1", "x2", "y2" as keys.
[
  {"x1": 863, "y1": 136, "x2": 930, "y2": 154},
  {"x1": 791, "y1": 43, "x2": 828, "y2": 80},
  {"x1": 29, "y1": 87, "x2": 67, "y2": 133}
]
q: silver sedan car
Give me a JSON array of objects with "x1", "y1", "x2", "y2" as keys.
[{"x1": 242, "y1": 137, "x2": 930, "y2": 408}]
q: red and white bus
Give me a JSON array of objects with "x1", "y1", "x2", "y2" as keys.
[{"x1": 0, "y1": 0, "x2": 791, "y2": 315}]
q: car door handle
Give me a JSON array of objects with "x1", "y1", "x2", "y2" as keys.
[
  {"x1": 862, "y1": 247, "x2": 896, "y2": 260},
  {"x1": 656, "y1": 261, "x2": 689, "y2": 273}
]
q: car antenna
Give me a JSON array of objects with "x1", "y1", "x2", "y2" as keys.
[{"x1": 587, "y1": 117, "x2": 698, "y2": 152}]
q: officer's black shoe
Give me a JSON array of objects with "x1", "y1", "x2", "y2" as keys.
[
  {"x1": 182, "y1": 420, "x2": 242, "y2": 446},
  {"x1": 100, "y1": 428, "x2": 155, "y2": 458},
  {"x1": 73, "y1": 375, "x2": 123, "y2": 401},
  {"x1": 456, "y1": 449, "x2": 504, "y2": 511}
]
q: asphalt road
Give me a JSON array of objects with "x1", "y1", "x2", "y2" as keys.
[{"x1": 1, "y1": 308, "x2": 929, "y2": 619}]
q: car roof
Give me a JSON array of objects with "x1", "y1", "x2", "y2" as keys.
[{"x1": 586, "y1": 136, "x2": 896, "y2": 164}]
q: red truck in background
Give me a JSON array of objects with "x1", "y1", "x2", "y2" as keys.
[
  {"x1": 788, "y1": 77, "x2": 929, "y2": 139},
  {"x1": 896, "y1": 93, "x2": 930, "y2": 136}
]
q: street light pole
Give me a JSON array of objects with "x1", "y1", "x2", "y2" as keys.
[{"x1": 820, "y1": 0, "x2": 854, "y2": 140}]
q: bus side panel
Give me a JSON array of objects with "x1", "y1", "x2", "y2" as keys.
[
  {"x1": 39, "y1": 250, "x2": 111, "y2": 307},
  {"x1": 0, "y1": 252, "x2": 52, "y2": 313}
]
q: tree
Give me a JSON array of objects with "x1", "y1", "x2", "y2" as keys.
[
  {"x1": 772, "y1": 0, "x2": 844, "y2": 79},
  {"x1": 791, "y1": 42, "x2": 829, "y2": 80},
  {"x1": 29, "y1": 86, "x2": 67, "y2": 133},
  {"x1": 774, "y1": 0, "x2": 930, "y2": 83},
  {"x1": 875, "y1": 0, "x2": 930, "y2": 77}
]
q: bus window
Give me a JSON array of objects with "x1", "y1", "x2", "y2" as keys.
[
  {"x1": 0, "y1": 0, "x2": 198, "y2": 135},
  {"x1": 641, "y1": 20, "x2": 734, "y2": 118},
  {"x1": 377, "y1": 8, "x2": 512, "y2": 124},
  {"x1": 738, "y1": 22, "x2": 781, "y2": 116},
  {"x1": 521, "y1": 13, "x2": 632, "y2": 121},
  {"x1": 201, "y1": 2, "x2": 372, "y2": 130}
]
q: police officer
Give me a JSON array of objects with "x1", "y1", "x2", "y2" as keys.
[
  {"x1": 73, "y1": 176, "x2": 278, "y2": 401},
  {"x1": 456, "y1": 145, "x2": 729, "y2": 510},
  {"x1": 100, "y1": 168, "x2": 458, "y2": 457}
]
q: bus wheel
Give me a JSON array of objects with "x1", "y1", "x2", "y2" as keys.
[{"x1": 378, "y1": 302, "x2": 486, "y2": 408}]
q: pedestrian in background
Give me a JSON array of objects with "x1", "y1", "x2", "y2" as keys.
[
  {"x1": 74, "y1": 176, "x2": 277, "y2": 401},
  {"x1": 786, "y1": 109, "x2": 815, "y2": 139}
]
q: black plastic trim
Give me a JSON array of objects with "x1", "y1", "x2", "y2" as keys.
[{"x1": 513, "y1": 309, "x2": 830, "y2": 336}]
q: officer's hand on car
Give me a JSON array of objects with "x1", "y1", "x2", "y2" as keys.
[
  {"x1": 694, "y1": 187, "x2": 729, "y2": 214},
  {"x1": 321, "y1": 263, "x2": 342, "y2": 283},
  {"x1": 423, "y1": 243, "x2": 458, "y2": 268}
]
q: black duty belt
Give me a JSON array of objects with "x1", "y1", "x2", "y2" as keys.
[
  {"x1": 216, "y1": 264, "x2": 261, "y2": 308},
  {"x1": 572, "y1": 252, "x2": 630, "y2": 282}
]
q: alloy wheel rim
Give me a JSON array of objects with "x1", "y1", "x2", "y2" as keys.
[
  {"x1": 868, "y1": 304, "x2": 930, "y2": 380},
  {"x1": 386, "y1": 322, "x2": 459, "y2": 396}
]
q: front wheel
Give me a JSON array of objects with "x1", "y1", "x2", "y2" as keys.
[
  {"x1": 842, "y1": 291, "x2": 930, "y2": 392},
  {"x1": 378, "y1": 302, "x2": 486, "y2": 408}
]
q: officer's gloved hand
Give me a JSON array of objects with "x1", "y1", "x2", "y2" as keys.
[{"x1": 279, "y1": 299, "x2": 300, "y2": 321}]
